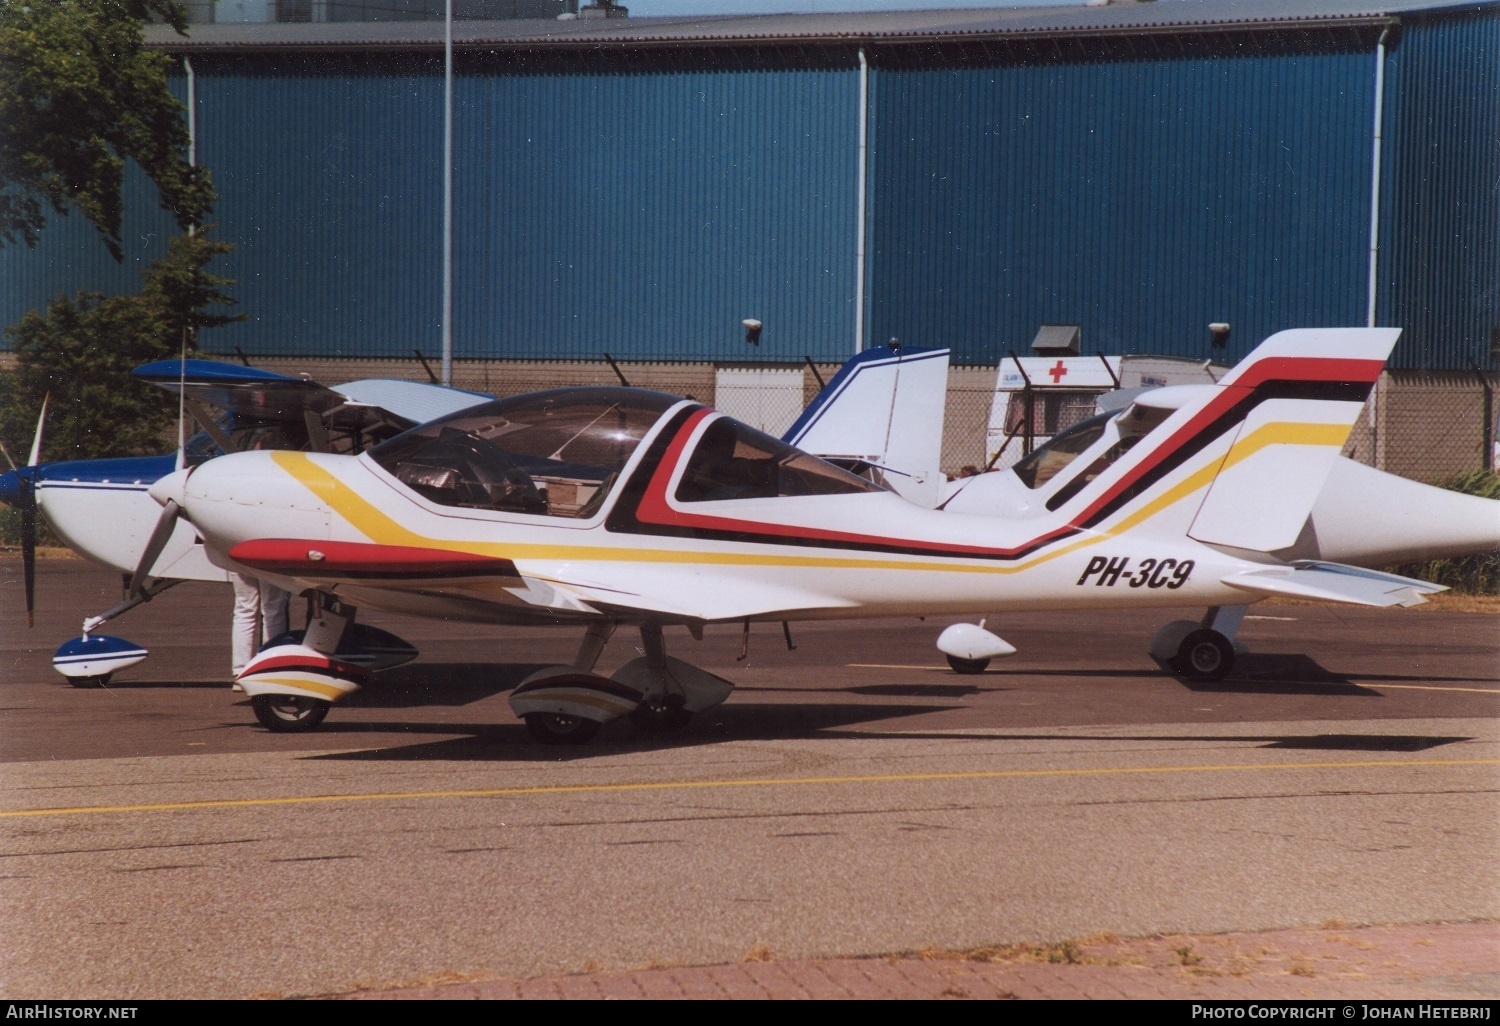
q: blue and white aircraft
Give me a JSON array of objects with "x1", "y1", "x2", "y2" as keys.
[{"x1": 1, "y1": 360, "x2": 495, "y2": 679}]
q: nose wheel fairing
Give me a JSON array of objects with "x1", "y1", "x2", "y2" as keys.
[{"x1": 236, "y1": 643, "x2": 371, "y2": 704}]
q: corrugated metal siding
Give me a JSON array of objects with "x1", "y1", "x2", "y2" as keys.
[
  {"x1": 868, "y1": 47, "x2": 1376, "y2": 366},
  {"x1": 192, "y1": 54, "x2": 444, "y2": 358},
  {"x1": 0, "y1": 161, "x2": 176, "y2": 330},
  {"x1": 455, "y1": 58, "x2": 857, "y2": 362},
  {"x1": 89, "y1": 54, "x2": 859, "y2": 362},
  {"x1": 1378, "y1": 9, "x2": 1500, "y2": 370}
]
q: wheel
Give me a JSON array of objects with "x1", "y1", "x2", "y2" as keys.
[
  {"x1": 524, "y1": 712, "x2": 600, "y2": 746},
  {"x1": 68, "y1": 674, "x2": 111, "y2": 688},
  {"x1": 251, "y1": 694, "x2": 330, "y2": 733},
  {"x1": 946, "y1": 654, "x2": 990, "y2": 675},
  {"x1": 1172, "y1": 629, "x2": 1234, "y2": 681},
  {"x1": 630, "y1": 699, "x2": 693, "y2": 735}
]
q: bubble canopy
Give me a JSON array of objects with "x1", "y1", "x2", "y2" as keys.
[
  {"x1": 368, "y1": 388, "x2": 680, "y2": 518},
  {"x1": 366, "y1": 386, "x2": 880, "y2": 520}
]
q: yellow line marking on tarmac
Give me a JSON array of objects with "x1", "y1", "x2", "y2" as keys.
[
  {"x1": 848, "y1": 665, "x2": 1500, "y2": 694},
  {"x1": 3, "y1": 759, "x2": 1496, "y2": 820},
  {"x1": 1359, "y1": 683, "x2": 1500, "y2": 695}
]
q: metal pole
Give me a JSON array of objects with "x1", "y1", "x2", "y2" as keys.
[
  {"x1": 854, "y1": 48, "x2": 869, "y2": 356},
  {"x1": 441, "y1": 0, "x2": 454, "y2": 386},
  {"x1": 1366, "y1": 26, "x2": 1389, "y2": 328},
  {"x1": 184, "y1": 57, "x2": 196, "y2": 171},
  {"x1": 1364, "y1": 27, "x2": 1391, "y2": 468}
]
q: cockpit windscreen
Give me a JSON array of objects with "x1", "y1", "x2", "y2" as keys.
[
  {"x1": 368, "y1": 388, "x2": 679, "y2": 517},
  {"x1": 676, "y1": 416, "x2": 883, "y2": 502}
]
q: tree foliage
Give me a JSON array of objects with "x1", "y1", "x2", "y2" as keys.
[
  {"x1": 0, "y1": 0, "x2": 212, "y2": 261},
  {"x1": 0, "y1": 230, "x2": 241, "y2": 463}
]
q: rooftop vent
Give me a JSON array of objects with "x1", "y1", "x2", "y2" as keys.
[{"x1": 1031, "y1": 324, "x2": 1080, "y2": 356}]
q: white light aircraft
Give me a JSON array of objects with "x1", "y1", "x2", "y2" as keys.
[{"x1": 134, "y1": 327, "x2": 1489, "y2": 743}]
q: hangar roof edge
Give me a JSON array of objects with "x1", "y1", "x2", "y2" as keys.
[{"x1": 144, "y1": 0, "x2": 1497, "y2": 52}]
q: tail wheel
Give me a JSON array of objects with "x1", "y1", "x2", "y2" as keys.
[
  {"x1": 525, "y1": 712, "x2": 600, "y2": 746},
  {"x1": 1173, "y1": 629, "x2": 1234, "y2": 681},
  {"x1": 945, "y1": 655, "x2": 990, "y2": 675},
  {"x1": 251, "y1": 694, "x2": 330, "y2": 733}
]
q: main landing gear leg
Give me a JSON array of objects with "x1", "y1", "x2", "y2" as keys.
[
  {"x1": 1150, "y1": 605, "x2": 1245, "y2": 682},
  {"x1": 511, "y1": 624, "x2": 734, "y2": 744},
  {"x1": 629, "y1": 624, "x2": 691, "y2": 735},
  {"x1": 242, "y1": 592, "x2": 364, "y2": 733},
  {"x1": 573, "y1": 620, "x2": 617, "y2": 672}
]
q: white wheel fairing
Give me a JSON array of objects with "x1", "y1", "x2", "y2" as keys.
[
  {"x1": 236, "y1": 643, "x2": 369, "y2": 702},
  {"x1": 509, "y1": 667, "x2": 644, "y2": 725}
]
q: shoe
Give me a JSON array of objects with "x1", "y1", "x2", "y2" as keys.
[{"x1": 231, "y1": 683, "x2": 244, "y2": 692}]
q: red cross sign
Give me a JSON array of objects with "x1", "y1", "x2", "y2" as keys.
[{"x1": 1048, "y1": 360, "x2": 1069, "y2": 383}]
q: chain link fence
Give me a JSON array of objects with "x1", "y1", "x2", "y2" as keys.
[{"x1": 1342, "y1": 370, "x2": 1499, "y2": 485}]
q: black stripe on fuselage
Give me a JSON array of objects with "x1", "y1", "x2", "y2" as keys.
[
  {"x1": 604, "y1": 378, "x2": 1370, "y2": 562},
  {"x1": 1074, "y1": 379, "x2": 1372, "y2": 529}
]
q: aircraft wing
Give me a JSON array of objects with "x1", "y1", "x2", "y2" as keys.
[
  {"x1": 518, "y1": 564, "x2": 858, "y2": 623},
  {"x1": 133, "y1": 359, "x2": 345, "y2": 422},
  {"x1": 1220, "y1": 561, "x2": 1445, "y2": 608},
  {"x1": 226, "y1": 539, "x2": 854, "y2": 623},
  {"x1": 132, "y1": 360, "x2": 493, "y2": 440}
]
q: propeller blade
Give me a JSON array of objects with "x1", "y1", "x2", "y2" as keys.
[
  {"x1": 128, "y1": 499, "x2": 180, "y2": 599},
  {"x1": 26, "y1": 393, "x2": 48, "y2": 467},
  {"x1": 20, "y1": 472, "x2": 35, "y2": 628}
]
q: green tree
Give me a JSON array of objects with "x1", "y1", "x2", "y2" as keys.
[
  {"x1": 0, "y1": 230, "x2": 241, "y2": 462},
  {"x1": 0, "y1": 0, "x2": 211, "y2": 261},
  {"x1": 0, "y1": 1, "x2": 242, "y2": 467}
]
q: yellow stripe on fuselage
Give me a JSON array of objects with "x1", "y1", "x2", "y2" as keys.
[
  {"x1": 1101, "y1": 421, "x2": 1350, "y2": 538},
  {"x1": 268, "y1": 421, "x2": 1348, "y2": 576}
]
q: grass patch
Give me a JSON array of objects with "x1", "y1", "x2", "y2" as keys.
[{"x1": 1390, "y1": 471, "x2": 1500, "y2": 595}]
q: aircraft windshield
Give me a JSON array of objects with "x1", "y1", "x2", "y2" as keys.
[
  {"x1": 184, "y1": 414, "x2": 311, "y2": 464},
  {"x1": 1011, "y1": 412, "x2": 1115, "y2": 490},
  {"x1": 676, "y1": 416, "x2": 882, "y2": 501},
  {"x1": 369, "y1": 388, "x2": 679, "y2": 517},
  {"x1": 1041, "y1": 401, "x2": 1176, "y2": 509}
]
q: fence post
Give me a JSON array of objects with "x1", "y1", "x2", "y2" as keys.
[{"x1": 1468, "y1": 358, "x2": 1494, "y2": 474}]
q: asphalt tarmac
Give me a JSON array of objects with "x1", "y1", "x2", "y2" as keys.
[{"x1": 1, "y1": 558, "x2": 1496, "y2": 1000}]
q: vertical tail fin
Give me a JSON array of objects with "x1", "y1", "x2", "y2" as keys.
[
  {"x1": 1185, "y1": 328, "x2": 1398, "y2": 553},
  {"x1": 1055, "y1": 328, "x2": 1399, "y2": 550}
]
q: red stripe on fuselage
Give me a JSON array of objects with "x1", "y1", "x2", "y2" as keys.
[
  {"x1": 1064, "y1": 356, "x2": 1383, "y2": 526},
  {"x1": 229, "y1": 539, "x2": 516, "y2": 577},
  {"x1": 633, "y1": 409, "x2": 1075, "y2": 558}
]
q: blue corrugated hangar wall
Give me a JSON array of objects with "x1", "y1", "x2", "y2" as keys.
[
  {"x1": 867, "y1": 6, "x2": 1497, "y2": 369},
  {"x1": 2, "y1": 5, "x2": 1495, "y2": 369}
]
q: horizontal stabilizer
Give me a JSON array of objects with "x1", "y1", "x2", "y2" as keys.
[{"x1": 1221, "y1": 561, "x2": 1445, "y2": 608}]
